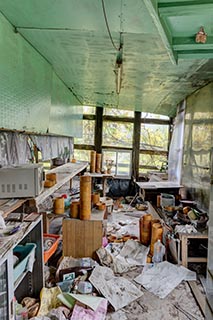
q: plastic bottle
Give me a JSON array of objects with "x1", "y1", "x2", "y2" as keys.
[
  {"x1": 152, "y1": 239, "x2": 165, "y2": 263},
  {"x1": 77, "y1": 281, "x2": 93, "y2": 294}
]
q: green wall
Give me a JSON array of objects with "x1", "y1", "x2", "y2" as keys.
[
  {"x1": 0, "y1": 12, "x2": 82, "y2": 136},
  {"x1": 182, "y1": 82, "x2": 213, "y2": 211}
]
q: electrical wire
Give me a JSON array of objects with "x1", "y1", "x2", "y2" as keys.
[{"x1": 101, "y1": 0, "x2": 119, "y2": 51}]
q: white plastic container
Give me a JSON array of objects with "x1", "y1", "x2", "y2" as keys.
[
  {"x1": 77, "y1": 281, "x2": 93, "y2": 294},
  {"x1": 160, "y1": 193, "x2": 175, "y2": 208}
]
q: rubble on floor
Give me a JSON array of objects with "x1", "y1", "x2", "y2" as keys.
[{"x1": 21, "y1": 201, "x2": 206, "y2": 320}]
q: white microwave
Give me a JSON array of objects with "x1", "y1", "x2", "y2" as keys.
[{"x1": 0, "y1": 164, "x2": 44, "y2": 198}]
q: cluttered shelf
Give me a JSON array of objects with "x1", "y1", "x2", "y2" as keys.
[
  {"x1": 34, "y1": 161, "x2": 88, "y2": 206},
  {"x1": 153, "y1": 201, "x2": 208, "y2": 268},
  {"x1": 0, "y1": 162, "x2": 88, "y2": 218},
  {"x1": 0, "y1": 199, "x2": 28, "y2": 219}
]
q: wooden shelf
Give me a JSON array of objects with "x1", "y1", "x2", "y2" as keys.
[
  {"x1": 0, "y1": 199, "x2": 28, "y2": 218},
  {"x1": 33, "y1": 161, "x2": 88, "y2": 206}
]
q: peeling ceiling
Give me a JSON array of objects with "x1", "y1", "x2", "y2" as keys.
[{"x1": 0, "y1": 0, "x2": 212, "y2": 117}]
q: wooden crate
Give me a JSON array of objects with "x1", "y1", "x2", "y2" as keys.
[{"x1": 62, "y1": 218, "x2": 103, "y2": 258}]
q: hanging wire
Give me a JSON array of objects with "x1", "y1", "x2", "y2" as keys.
[
  {"x1": 101, "y1": 0, "x2": 119, "y2": 51},
  {"x1": 119, "y1": 0, "x2": 124, "y2": 34}
]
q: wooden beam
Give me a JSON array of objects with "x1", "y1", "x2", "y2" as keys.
[
  {"x1": 140, "y1": 149, "x2": 168, "y2": 156},
  {"x1": 103, "y1": 115, "x2": 171, "y2": 125},
  {"x1": 188, "y1": 281, "x2": 206, "y2": 317},
  {"x1": 159, "y1": 1, "x2": 213, "y2": 17},
  {"x1": 173, "y1": 37, "x2": 213, "y2": 51},
  {"x1": 143, "y1": 0, "x2": 178, "y2": 64},
  {"x1": 95, "y1": 107, "x2": 103, "y2": 153},
  {"x1": 177, "y1": 49, "x2": 213, "y2": 59},
  {"x1": 132, "y1": 112, "x2": 141, "y2": 180}
]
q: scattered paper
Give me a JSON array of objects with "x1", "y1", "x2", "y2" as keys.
[
  {"x1": 97, "y1": 239, "x2": 149, "y2": 274},
  {"x1": 175, "y1": 224, "x2": 197, "y2": 234},
  {"x1": 71, "y1": 299, "x2": 108, "y2": 320},
  {"x1": 89, "y1": 265, "x2": 143, "y2": 311},
  {"x1": 107, "y1": 310, "x2": 128, "y2": 320},
  {"x1": 134, "y1": 261, "x2": 194, "y2": 299},
  {"x1": 58, "y1": 292, "x2": 106, "y2": 311}
]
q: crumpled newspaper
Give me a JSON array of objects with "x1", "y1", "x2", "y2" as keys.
[
  {"x1": 89, "y1": 265, "x2": 143, "y2": 311},
  {"x1": 97, "y1": 239, "x2": 149, "y2": 273},
  {"x1": 175, "y1": 224, "x2": 197, "y2": 234}
]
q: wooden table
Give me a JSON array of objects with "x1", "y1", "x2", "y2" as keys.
[
  {"x1": 136, "y1": 181, "x2": 183, "y2": 205},
  {"x1": 178, "y1": 231, "x2": 208, "y2": 268},
  {"x1": 90, "y1": 173, "x2": 114, "y2": 196}
]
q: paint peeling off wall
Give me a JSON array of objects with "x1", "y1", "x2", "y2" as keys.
[{"x1": 182, "y1": 82, "x2": 213, "y2": 211}]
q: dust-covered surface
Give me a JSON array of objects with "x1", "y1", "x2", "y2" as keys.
[{"x1": 106, "y1": 267, "x2": 205, "y2": 320}]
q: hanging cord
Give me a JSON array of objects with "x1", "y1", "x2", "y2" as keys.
[{"x1": 101, "y1": 0, "x2": 119, "y2": 51}]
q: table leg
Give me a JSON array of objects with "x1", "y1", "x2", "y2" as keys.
[{"x1": 181, "y1": 235, "x2": 188, "y2": 268}]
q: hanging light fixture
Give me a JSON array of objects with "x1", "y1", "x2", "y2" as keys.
[
  {"x1": 115, "y1": 33, "x2": 123, "y2": 94},
  {"x1": 101, "y1": 0, "x2": 124, "y2": 94}
]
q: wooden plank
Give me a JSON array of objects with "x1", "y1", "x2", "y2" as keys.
[
  {"x1": 132, "y1": 111, "x2": 141, "y2": 181},
  {"x1": 181, "y1": 234, "x2": 188, "y2": 268},
  {"x1": 62, "y1": 218, "x2": 103, "y2": 259},
  {"x1": 0, "y1": 199, "x2": 28, "y2": 218},
  {"x1": 188, "y1": 281, "x2": 206, "y2": 317},
  {"x1": 187, "y1": 257, "x2": 208, "y2": 263},
  {"x1": 95, "y1": 107, "x2": 103, "y2": 153}
]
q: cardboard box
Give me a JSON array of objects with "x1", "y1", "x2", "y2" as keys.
[{"x1": 62, "y1": 218, "x2": 103, "y2": 258}]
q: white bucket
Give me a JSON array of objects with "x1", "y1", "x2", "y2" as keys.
[{"x1": 160, "y1": 193, "x2": 175, "y2": 207}]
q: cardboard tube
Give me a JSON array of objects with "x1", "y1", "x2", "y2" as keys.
[
  {"x1": 150, "y1": 222, "x2": 163, "y2": 255},
  {"x1": 70, "y1": 200, "x2": 80, "y2": 219},
  {"x1": 80, "y1": 175, "x2": 91, "y2": 220},
  {"x1": 139, "y1": 214, "x2": 152, "y2": 246},
  {"x1": 96, "y1": 153, "x2": 102, "y2": 173},
  {"x1": 54, "y1": 197, "x2": 64, "y2": 214},
  {"x1": 92, "y1": 192, "x2": 100, "y2": 205},
  {"x1": 90, "y1": 151, "x2": 96, "y2": 173}
]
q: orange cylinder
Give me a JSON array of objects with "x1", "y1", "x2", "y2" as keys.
[
  {"x1": 80, "y1": 175, "x2": 91, "y2": 220},
  {"x1": 90, "y1": 151, "x2": 96, "y2": 173},
  {"x1": 92, "y1": 192, "x2": 100, "y2": 205},
  {"x1": 96, "y1": 153, "x2": 102, "y2": 173},
  {"x1": 139, "y1": 213, "x2": 152, "y2": 246},
  {"x1": 46, "y1": 173, "x2": 57, "y2": 182},
  {"x1": 157, "y1": 195, "x2": 161, "y2": 207},
  {"x1": 54, "y1": 197, "x2": 64, "y2": 214},
  {"x1": 150, "y1": 222, "x2": 163, "y2": 255},
  {"x1": 70, "y1": 200, "x2": 80, "y2": 219}
]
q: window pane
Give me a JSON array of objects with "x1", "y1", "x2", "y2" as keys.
[
  {"x1": 140, "y1": 124, "x2": 169, "y2": 151},
  {"x1": 74, "y1": 120, "x2": 95, "y2": 145},
  {"x1": 102, "y1": 151, "x2": 116, "y2": 174},
  {"x1": 103, "y1": 122, "x2": 133, "y2": 148},
  {"x1": 74, "y1": 149, "x2": 91, "y2": 162},
  {"x1": 117, "y1": 152, "x2": 131, "y2": 176},
  {"x1": 139, "y1": 154, "x2": 168, "y2": 173},
  {"x1": 102, "y1": 150, "x2": 131, "y2": 176},
  {"x1": 83, "y1": 106, "x2": 96, "y2": 114},
  {"x1": 141, "y1": 112, "x2": 169, "y2": 120},
  {"x1": 104, "y1": 108, "x2": 134, "y2": 117}
]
